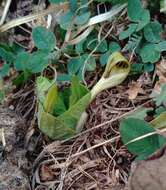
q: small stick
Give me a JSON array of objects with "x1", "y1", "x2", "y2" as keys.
[{"x1": 70, "y1": 136, "x2": 120, "y2": 158}]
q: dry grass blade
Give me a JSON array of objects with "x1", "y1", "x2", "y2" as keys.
[
  {"x1": 64, "y1": 3, "x2": 126, "y2": 45},
  {"x1": 79, "y1": 3, "x2": 127, "y2": 30},
  {"x1": 0, "y1": 0, "x2": 12, "y2": 26},
  {"x1": 0, "y1": 3, "x2": 68, "y2": 32},
  {"x1": 67, "y1": 26, "x2": 94, "y2": 45}
]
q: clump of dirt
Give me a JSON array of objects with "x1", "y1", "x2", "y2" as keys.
[{"x1": 125, "y1": 147, "x2": 166, "y2": 190}]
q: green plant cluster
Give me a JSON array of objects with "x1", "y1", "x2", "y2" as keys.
[
  {"x1": 0, "y1": 0, "x2": 165, "y2": 83},
  {"x1": 0, "y1": 26, "x2": 56, "y2": 84},
  {"x1": 119, "y1": 0, "x2": 166, "y2": 73}
]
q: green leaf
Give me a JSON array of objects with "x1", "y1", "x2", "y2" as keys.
[
  {"x1": 130, "y1": 63, "x2": 144, "y2": 74},
  {"x1": 67, "y1": 55, "x2": 96, "y2": 80},
  {"x1": 86, "y1": 38, "x2": 108, "y2": 53},
  {"x1": 40, "y1": 111, "x2": 76, "y2": 139},
  {"x1": 69, "y1": 75, "x2": 89, "y2": 107},
  {"x1": 53, "y1": 91, "x2": 68, "y2": 116},
  {"x1": 155, "y1": 106, "x2": 165, "y2": 116},
  {"x1": 140, "y1": 44, "x2": 160, "y2": 63},
  {"x1": 59, "y1": 88, "x2": 71, "y2": 109},
  {"x1": 0, "y1": 46, "x2": 15, "y2": 63},
  {"x1": 10, "y1": 43, "x2": 24, "y2": 54},
  {"x1": 127, "y1": 0, "x2": 150, "y2": 31},
  {"x1": 44, "y1": 84, "x2": 58, "y2": 114},
  {"x1": 143, "y1": 21, "x2": 162, "y2": 43},
  {"x1": 75, "y1": 11, "x2": 90, "y2": 25},
  {"x1": 100, "y1": 51, "x2": 110, "y2": 66},
  {"x1": 136, "y1": 9, "x2": 150, "y2": 31},
  {"x1": 126, "y1": 107, "x2": 152, "y2": 120},
  {"x1": 69, "y1": 0, "x2": 78, "y2": 11},
  {"x1": 85, "y1": 56, "x2": 96, "y2": 71},
  {"x1": 109, "y1": 42, "x2": 121, "y2": 52},
  {"x1": 36, "y1": 76, "x2": 55, "y2": 125},
  {"x1": 67, "y1": 57, "x2": 82, "y2": 75},
  {"x1": 28, "y1": 51, "x2": 49, "y2": 73},
  {"x1": 0, "y1": 64, "x2": 10, "y2": 78},
  {"x1": 58, "y1": 92, "x2": 91, "y2": 129},
  {"x1": 43, "y1": 83, "x2": 67, "y2": 117},
  {"x1": 63, "y1": 45, "x2": 74, "y2": 54},
  {"x1": 119, "y1": 23, "x2": 137, "y2": 40},
  {"x1": 59, "y1": 10, "x2": 73, "y2": 30},
  {"x1": 120, "y1": 118, "x2": 166, "y2": 160},
  {"x1": 128, "y1": 0, "x2": 150, "y2": 31},
  {"x1": 12, "y1": 71, "x2": 31, "y2": 86},
  {"x1": 36, "y1": 76, "x2": 54, "y2": 104},
  {"x1": 32, "y1": 26, "x2": 56, "y2": 51},
  {"x1": 75, "y1": 39, "x2": 86, "y2": 54},
  {"x1": 155, "y1": 41, "x2": 166, "y2": 52},
  {"x1": 99, "y1": 42, "x2": 119, "y2": 66},
  {"x1": 143, "y1": 63, "x2": 154, "y2": 72},
  {"x1": 128, "y1": 0, "x2": 143, "y2": 22},
  {"x1": 57, "y1": 74, "x2": 71, "y2": 81},
  {"x1": 122, "y1": 34, "x2": 142, "y2": 52},
  {"x1": 14, "y1": 52, "x2": 31, "y2": 71},
  {"x1": 14, "y1": 51, "x2": 49, "y2": 73}
]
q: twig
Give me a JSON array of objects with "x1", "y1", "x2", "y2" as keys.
[{"x1": 0, "y1": 128, "x2": 6, "y2": 147}]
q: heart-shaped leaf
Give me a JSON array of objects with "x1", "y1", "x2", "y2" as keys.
[
  {"x1": 120, "y1": 118, "x2": 166, "y2": 160},
  {"x1": 143, "y1": 21, "x2": 162, "y2": 43}
]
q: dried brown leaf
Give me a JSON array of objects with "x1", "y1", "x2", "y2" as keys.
[{"x1": 127, "y1": 82, "x2": 144, "y2": 100}]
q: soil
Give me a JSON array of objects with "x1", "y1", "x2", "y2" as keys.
[{"x1": 0, "y1": 107, "x2": 30, "y2": 189}]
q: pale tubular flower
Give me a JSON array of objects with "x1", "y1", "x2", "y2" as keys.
[{"x1": 90, "y1": 52, "x2": 130, "y2": 101}]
